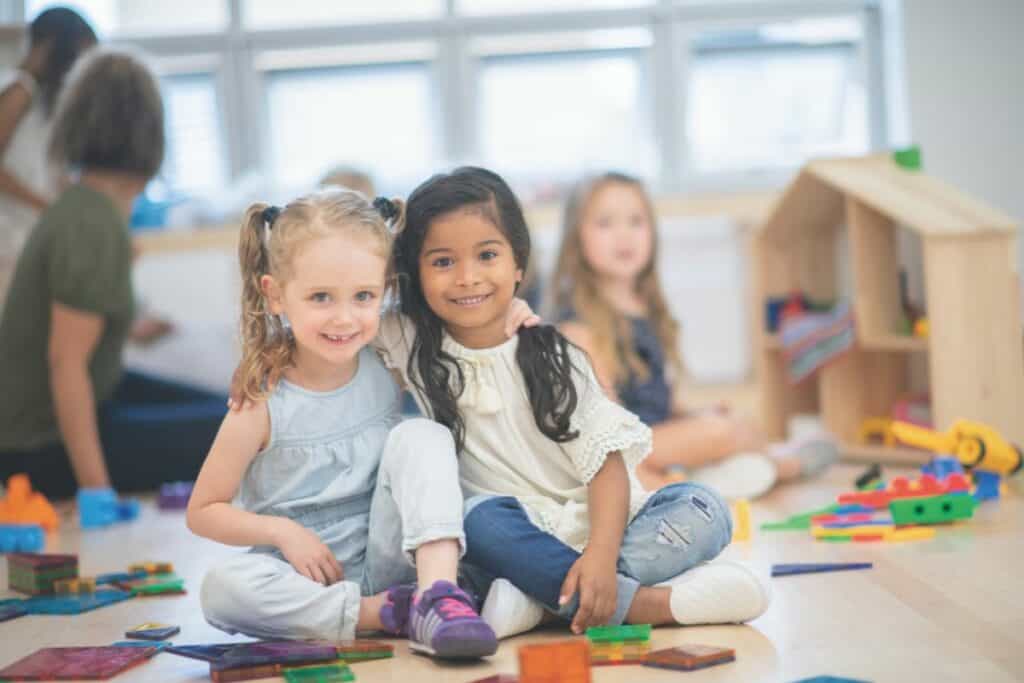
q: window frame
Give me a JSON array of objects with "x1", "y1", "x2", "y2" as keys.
[{"x1": 19, "y1": 0, "x2": 887, "y2": 196}]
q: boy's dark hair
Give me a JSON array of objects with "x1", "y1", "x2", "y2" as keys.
[
  {"x1": 47, "y1": 48, "x2": 165, "y2": 180},
  {"x1": 29, "y1": 7, "x2": 97, "y2": 116},
  {"x1": 395, "y1": 166, "x2": 580, "y2": 453}
]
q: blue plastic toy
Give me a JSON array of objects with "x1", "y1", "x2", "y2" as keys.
[
  {"x1": 0, "y1": 523, "x2": 44, "y2": 552},
  {"x1": 78, "y1": 488, "x2": 140, "y2": 529},
  {"x1": 921, "y1": 455, "x2": 965, "y2": 481},
  {"x1": 973, "y1": 470, "x2": 1001, "y2": 502}
]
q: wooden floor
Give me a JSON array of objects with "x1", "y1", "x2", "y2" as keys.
[{"x1": 1, "y1": 463, "x2": 1022, "y2": 683}]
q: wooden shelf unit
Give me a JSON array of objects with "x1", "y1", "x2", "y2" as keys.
[{"x1": 754, "y1": 154, "x2": 1024, "y2": 461}]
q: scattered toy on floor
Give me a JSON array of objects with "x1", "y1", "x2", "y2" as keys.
[
  {"x1": 518, "y1": 640, "x2": 590, "y2": 683},
  {"x1": 772, "y1": 563, "x2": 873, "y2": 578},
  {"x1": 643, "y1": 644, "x2": 736, "y2": 672},
  {"x1": 0, "y1": 474, "x2": 58, "y2": 532},
  {"x1": 125, "y1": 622, "x2": 181, "y2": 640},
  {"x1": 0, "y1": 646, "x2": 156, "y2": 680},
  {"x1": 7, "y1": 553, "x2": 78, "y2": 595},
  {"x1": 0, "y1": 523, "x2": 44, "y2": 553},
  {"x1": 732, "y1": 499, "x2": 752, "y2": 541},
  {"x1": 157, "y1": 481, "x2": 194, "y2": 510}
]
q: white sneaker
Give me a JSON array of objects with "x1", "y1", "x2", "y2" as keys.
[
  {"x1": 480, "y1": 578, "x2": 545, "y2": 640},
  {"x1": 658, "y1": 561, "x2": 771, "y2": 625},
  {"x1": 688, "y1": 452, "x2": 778, "y2": 501}
]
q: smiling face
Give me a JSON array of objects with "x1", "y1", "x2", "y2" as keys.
[
  {"x1": 578, "y1": 180, "x2": 655, "y2": 284},
  {"x1": 263, "y1": 232, "x2": 387, "y2": 384},
  {"x1": 417, "y1": 206, "x2": 523, "y2": 349}
]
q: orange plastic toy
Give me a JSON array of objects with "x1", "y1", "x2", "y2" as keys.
[
  {"x1": 518, "y1": 640, "x2": 591, "y2": 683},
  {"x1": 0, "y1": 474, "x2": 59, "y2": 531}
]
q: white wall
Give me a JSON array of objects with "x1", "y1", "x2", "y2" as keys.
[{"x1": 898, "y1": 0, "x2": 1024, "y2": 272}]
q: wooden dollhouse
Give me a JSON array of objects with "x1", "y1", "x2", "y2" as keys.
[{"x1": 755, "y1": 154, "x2": 1023, "y2": 463}]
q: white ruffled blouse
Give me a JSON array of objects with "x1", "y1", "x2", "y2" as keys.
[{"x1": 375, "y1": 315, "x2": 652, "y2": 551}]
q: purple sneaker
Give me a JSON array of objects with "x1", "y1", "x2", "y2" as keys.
[
  {"x1": 408, "y1": 580, "x2": 498, "y2": 658},
  {"x1": 380, "y1": 583, "x2": 416, "y2": 636}
]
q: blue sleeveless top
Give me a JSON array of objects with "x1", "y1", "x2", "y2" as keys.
[
  {"x1": 559, "y1": 310, "x2": 672, "y2": 426},
  {"x1": 234, "y1": 347, "x2": 402, "y2": 575}
]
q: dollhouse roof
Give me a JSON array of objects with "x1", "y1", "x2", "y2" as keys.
[{"x1": 759, "y1": 154, "x2": 1017, "y2": 245}]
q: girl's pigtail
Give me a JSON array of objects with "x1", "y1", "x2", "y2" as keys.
[{"x1": 237, "y1": 203, "x2": 292, "y2": 401}]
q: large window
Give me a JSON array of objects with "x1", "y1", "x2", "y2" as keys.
[
  {"x1": 686, "y1": 17, "x2": 868, "y2": 174},
  {"x1": 159, "y1": 72, "x2": 228, "y2": 196},
  {"x1": 25, "y1": 1, "x2": 886, "y2": 203},
  {"x1": 263, "y1": 60, "x2": 437, "y2": 197},
  {"x1": 27, "y1": 0, "x2": 226, "y2": 37},
  {"x1": 478, "y1": 47, "x2": 655, "y2": 196}
]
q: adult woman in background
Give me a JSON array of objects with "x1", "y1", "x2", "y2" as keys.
[
  {"x1": 0, "y1": 48, "x2": 225, "y2": 500},
  {"x1": 0, "y1": 7, "x2": 96, "y2": 306}
]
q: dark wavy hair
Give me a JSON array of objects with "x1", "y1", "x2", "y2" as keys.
[
  {"x1": 29, "y1": 7, "x2": 97, "y2": 116},
  {"x1": 395, "y1": 166, "x2": 580, "y2": 453}
]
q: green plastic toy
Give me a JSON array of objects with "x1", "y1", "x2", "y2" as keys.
[
  {"x1": 586, "y1": 623, "x2": 651, "y2": 643},
  {"x1": 889, "y1": 494, "x2": 974, "y2": 525}
]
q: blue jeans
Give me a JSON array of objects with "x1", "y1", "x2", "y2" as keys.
[
  {"x1": 462, "y1": 482, "x2": 732, "y2": 625},
  {"x1": 0, "y1": 370, "x2": 226, "y2": 499}
]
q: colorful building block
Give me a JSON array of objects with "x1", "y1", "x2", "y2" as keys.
[
  {"x1": 973, "y1": 470, "x2": 1001, "y2": 502},
  {"x1": 518, "y1": 640, "x2": 590, "y2": 683},
  {"x1": 761, "y1": 504, "x2": 840, "y2": 531},
  {"x1": 329, "y1": 640, "x2": 394, "y2": 662},
  {"x1": 732, "y1": 499, "x2": 752, "y2": 541},
  {"x1": 157, "y1": 481, "x2": 194, "y2": 510},
  {"x1": 585, "y1": 623, "x2": 651, "y2": 643},
  {"x1": 112, "y1": 640, "x2": 174, "y2": 653},
  {"x1": 0, "y1": 523, "x2": 44, "y2": 552},
  {"x1": 54, "y1": 577, "x2": 96, "y2": 594},
  {"x1": 888, "y1": 494, "x2": 975, "y2": 525},
  {"x1": 643, "y1": 644, "x2": 735, "y2": 672},
  {"x1": 117, "y1": 574, "x2": 185, "y2": 596},
  {"x1": 921, "y1": 456, "x2": 964, "y2": 481},
  {"x1": 283, "y1": 663, "x2": 355, "y2": 682},
  {"x1": 590, "y1": 640, "x2": 650, "y2": 666},
  {"x1": 7, "y1": 553, "x2": 77, "y2": 595},
  {"x1": 0, "y1": 602, "x2": 28, "y2": 622},
  {"x1": 0, "y1": 474, "x2": 58, "y2": 531},
  {"x1": 165, "y1": 643, "x2": 240, "y2": 662},
  {"x1": 126, "y1": 622, "x2": 181, "y2": 640},
  {"x1": 21, "y1": 588, "x2": 132, "y2": 614},
  {"x1": 771, "y1": 563, "x2": 873, "y2": 577},
  {"x1": 854, "y1": 463, "x2": 883, "y2": 489},
  {"x1": 217, "y1": 641, "x2": 337, "y2": 668},
  {"x1": 128, "y1": 561, "x2": 175, "y2": 575},
  {"x1": 0, "y1": 646, "x2": 156, "y2": 680},
  {"x1": 838, "y1": 473, "x2": 969, "y2": 509}
]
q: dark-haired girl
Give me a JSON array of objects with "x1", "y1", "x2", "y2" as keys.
[
  {"x1": 376, "y1": 167, "x2": 771, "y2": 640},
  {"x1": 0, "y1": 7, "x2": 97, "y2": 305}
]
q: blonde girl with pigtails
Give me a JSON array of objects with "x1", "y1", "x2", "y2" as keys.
[{"x1": 186, "y1": 189, "x2": 501, "y2": 659}]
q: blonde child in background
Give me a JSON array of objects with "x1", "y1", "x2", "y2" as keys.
[
  {"x1": 550, "y1": 172, "x2": 838, "y2": 499},
  {"x1": 187, "y1": 190, "x2": 498, "y2": 658}
]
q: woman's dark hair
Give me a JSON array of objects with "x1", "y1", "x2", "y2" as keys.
[
  {"x1": 29, "y1": 7, "x2": 98, "y2": 116},
  {"x1": 395, "y1": 166, "x2": 580, "y2": 453}
]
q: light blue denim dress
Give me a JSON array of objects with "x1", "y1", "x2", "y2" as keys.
[{"x1": 234, "y1": 345, "x2": 401, "y2": 587}]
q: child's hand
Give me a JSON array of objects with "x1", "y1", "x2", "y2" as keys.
[
  {"x1": 226, "y1": 367, "x2": 249, "y2": 411},
  {"x1": 274, "y1": 519, "x2": 344, "y2": 586},
  {"x1": 503, "y1": 297, "x2": 542, "y2": 338},
  {"x1": 559, "y1": 548, "x2": 619, "y2": 634}
]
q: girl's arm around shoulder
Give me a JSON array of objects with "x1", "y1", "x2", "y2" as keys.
[{"x1": 185, "y1": 400, "x2": 285, "y2": 547}]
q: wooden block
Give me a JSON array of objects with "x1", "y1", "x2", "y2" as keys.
[
  {"x1": 643, "y1": 644, "x2": 735, "y2": 671},
  {"x1": 518, "y1": 640, "x2": 590, "y2": 683}
]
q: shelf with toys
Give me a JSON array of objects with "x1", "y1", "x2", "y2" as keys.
[{"x1": 753, "y1": 152, "x2": 1023, "y2": 463}]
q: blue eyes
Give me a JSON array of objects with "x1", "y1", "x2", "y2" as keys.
[{"x1": 309, "y1": 292, "x2": 376, "y2": 304}]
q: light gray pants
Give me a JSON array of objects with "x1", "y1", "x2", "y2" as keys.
[{"x1": 200, "y1": 418, "x2": 466, "y2": 641}]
